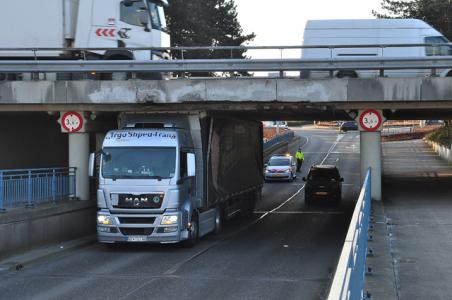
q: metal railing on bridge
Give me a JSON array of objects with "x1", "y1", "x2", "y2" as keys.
[
  {"x1": 0, "y1": 44, "x2": 451, "y2": 77},
  {"x1": 0, "y1": 167, "x2": 76, "y2": 211},
  {"x1": 328, "y1": 169, "x2": 372, "y2": 300}
]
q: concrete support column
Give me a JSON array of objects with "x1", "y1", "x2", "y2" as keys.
[
  {"x1": 360, "y1": 131, "x2": 382, "y2": 201},
  {"x1": 69, "y1": 133, "x2": 90, "y2": 201}
]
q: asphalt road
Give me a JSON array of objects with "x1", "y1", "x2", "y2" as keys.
[{"x1": 0, "y1": 127, "x2": 361, "y2": 300}]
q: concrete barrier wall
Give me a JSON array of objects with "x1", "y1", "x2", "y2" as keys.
[
  {"x1": 425, "y1": 140, "x2": 452, "y2": 163},
  {"x1": 0, "y1": 201, "x2": 96, "y2": 259}
]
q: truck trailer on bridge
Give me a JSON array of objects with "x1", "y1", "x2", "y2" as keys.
[
  {"x1": 0, "y1": 0, "x2": 170, "y2": 80},
  {"x1": 89, "y1": 114, "x2": 263, "y2": 246}
]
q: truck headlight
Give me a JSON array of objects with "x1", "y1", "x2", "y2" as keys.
[
  {"x1": 161, "y1": 215, "x2": 178, "y2": 225},
  {"x1": 97, "y1": 214, "x2": 112, "y2": 225}
]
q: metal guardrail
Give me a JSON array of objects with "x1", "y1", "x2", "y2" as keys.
[
  {"x1": 0, "y1": 167, "x2": 76, "y2": 211},
  {"x1": 0, "y1": 44, "x2": 451, "y2": 76},
  {"x1": 0, "y1": 56, "x2": 451, "y2": 74},
  {"x1": 0, "y1": 42, "x2": 450, "y2": 55},
  {"x1": 328, "y1": 169, "x2": 372, "y2": 300},
  {"x1": 263, "y1": 131, "x2": 295, "y2": 151}
]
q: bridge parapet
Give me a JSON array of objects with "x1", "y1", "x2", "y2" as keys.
[{"x1": 1, "y1": 78, "x2": 452, "y2": 110}]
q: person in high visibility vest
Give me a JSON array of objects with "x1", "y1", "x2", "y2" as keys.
[{"x1": 295, "y1": 147, "x2": 304, "y2": 172}]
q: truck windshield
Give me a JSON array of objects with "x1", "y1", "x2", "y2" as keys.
[
  {"x1": 102, "y1": 147, "x2": 176, "y2": 179},
  {"x1": 147, "y1": 1, "x2": 164, "y2": 30}
]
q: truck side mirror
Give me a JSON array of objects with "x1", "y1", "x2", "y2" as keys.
[
  {"x1": 187, "y1": 153, "x2": 196, "y2": 177},
  {"x1": 88, "y1": 152, "x2": 96, "y2": 177}
]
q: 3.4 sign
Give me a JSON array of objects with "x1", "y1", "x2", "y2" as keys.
[
  {"x1": 358, "y1": 109, "x2": 383, "y2": 132},
  {"x1": 59, "y1": 112, "x2": 85, "y2": 133}
]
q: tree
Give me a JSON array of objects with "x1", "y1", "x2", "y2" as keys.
[
  {"x1": 373, "y1": 0, "x2": 452, "y2": 40},
  {"x1": 165, "y1": 0, "x2": 255, "y2": 76}
]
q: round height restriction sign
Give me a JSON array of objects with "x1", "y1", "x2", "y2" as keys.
[
  {"x1": 61, "y1": 112, "x2": 84, "y2": 133},
  {"x1": 359, "y1": 109, "x2": 383, "y2": 131}
]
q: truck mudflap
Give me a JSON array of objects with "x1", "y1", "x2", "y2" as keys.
[{"x1": 96, "y1": 210, "x2": 190, "y2": 244}]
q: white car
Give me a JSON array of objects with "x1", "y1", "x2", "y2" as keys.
[{"x1": 264, "y1": 154, "x2": 297, "y2": 181}]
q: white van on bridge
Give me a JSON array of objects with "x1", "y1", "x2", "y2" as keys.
[{"x1": 301, "y1": 19, "x2": 452, "y2": 78}]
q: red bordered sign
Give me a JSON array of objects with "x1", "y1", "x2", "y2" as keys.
[
  {"x1": 359, "y1": 109, "x2": 383, "y2": 132},
  {"x1": 61, "y1": 112, "x2": 84, "y2": 133}
]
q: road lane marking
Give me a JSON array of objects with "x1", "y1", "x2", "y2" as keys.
[
  {"x1": 254, "y1": 211, "x2": 344, "y2": 215},
  {"x1": 320, "y1": 134, "x2": 344, "y2": 165}
]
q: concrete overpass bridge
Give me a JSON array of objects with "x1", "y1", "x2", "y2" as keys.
[
  {"x1": 2, "y1": 57, "x2": 452, "y2": 200},
  {"x1": 2, "y1": 77, "x2": 452, "y2": 118},
  {"x1": 2, "y1": 47, "x2": 452, "y2": 198}
]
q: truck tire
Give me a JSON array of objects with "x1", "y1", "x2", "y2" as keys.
[
  {"x1": 214, "y1": 205, "x2": 223, "y2": 235},
  {"x1": 336, "y1": 71, "x2": 358, "y2": 78},
  {"x1": 183, "y1": 213, "x2": 199, "y2": 248},
  {"x1": 101, "y1": 55, "x2": 131, "y2": 80}
]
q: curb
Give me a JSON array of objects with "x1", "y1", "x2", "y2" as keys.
[{"x1": 0, "y1": 235, "x2": 96, "y2": 272}]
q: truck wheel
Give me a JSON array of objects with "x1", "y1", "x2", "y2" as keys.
[
  {"x1": 183, "y1": 213, "x2": 199, "y2": 248},
  {"x1": 336, "y1": 71, "x2": 358, "y2": 78},
  {"x1": 214, "y1": 205, "x2": 223, "y2": 235}
]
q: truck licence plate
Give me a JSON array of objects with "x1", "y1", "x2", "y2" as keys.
[
  {"x1": 316, "y1": 192, "x2": 328, "y2": 196},
  {"x1": 127, "y1": 236, "x2": 148, "y2": 242}
]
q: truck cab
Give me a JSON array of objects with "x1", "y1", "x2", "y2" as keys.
[
  {"x1": 93, "y1": 127, "x2": 197, "y2": 244},
  {"x1": 75, "y1": 0, "x2": 170, "y2": 61},
  {"x1": 0, "y1": 0, "x2": 170, "y2": 61}
]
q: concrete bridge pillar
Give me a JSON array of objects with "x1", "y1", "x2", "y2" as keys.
[
  {"x1": 69, "y1": 133, "x2": 90, "y2": 201},
  {"x1": 360, "y1": 131, "x2": 382, "y2": 201}
]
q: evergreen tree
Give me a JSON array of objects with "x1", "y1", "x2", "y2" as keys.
[
  {"x1": 373, "y1": 0, "x2": 452, "y2": 40},
  {"x1": 165, "y1": 0, "x2": 255, "y2": 76}
]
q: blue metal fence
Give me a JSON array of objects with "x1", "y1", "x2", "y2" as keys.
[
  {"x1": 263, "y1": 131, "x2": 295, "y2": 151},
  {"x1": 0, "y1": 167, "x2": 76, "y2": 211},
  {"x1": 328, "y1": 169, "x2": 372, "y2": 300}
]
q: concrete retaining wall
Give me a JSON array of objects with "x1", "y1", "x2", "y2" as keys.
[
  {"x1": 425, "y1": 140, "x2": 452, "y2": 163},
  {"x1": 0, "y1": 201, "x2": 96, "y2": 259}
]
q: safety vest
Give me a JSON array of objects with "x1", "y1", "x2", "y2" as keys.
[{"x1": 296, "y1": 151, "x2": 304, "y2": 160}]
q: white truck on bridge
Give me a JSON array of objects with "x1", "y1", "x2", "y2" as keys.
[
  {"x1": 89, "y1": 114, "x2": 263, "y2": 246},
  {"x1": 0, "y1": 0, "x2": 170, "y2": 80},
  {"x1": 302, "y1": 19, "x2": 452, "y2": 78}
]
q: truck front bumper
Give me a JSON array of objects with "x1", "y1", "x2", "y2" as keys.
[{"x1": 97, "y1": 210, "x2": 189, "y2": 244}]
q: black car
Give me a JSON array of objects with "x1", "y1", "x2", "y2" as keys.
[{"x1": 303, "y1": 165, "x2": 343, "y2": 205}]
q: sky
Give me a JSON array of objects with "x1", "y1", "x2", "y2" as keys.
[{"x1": 234, "y1": 0, "x2": 381, "y2": 59}]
